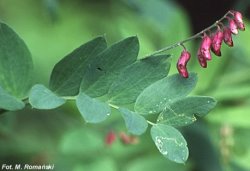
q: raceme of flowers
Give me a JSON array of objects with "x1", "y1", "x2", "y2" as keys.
[{"x1": 177, "y1": 10, "x2": 245, "y2": 78}]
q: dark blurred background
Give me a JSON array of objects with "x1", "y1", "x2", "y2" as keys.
[
  {"x1": 177, "y1": 0, "x2": 238, "y2": 32},
  {"x1": 0, "y1": 0, "x2": 250, "y2": 171}
]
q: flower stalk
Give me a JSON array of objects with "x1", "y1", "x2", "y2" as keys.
[
  {"x1": 148, "y1": 11, "x2": 233, "y2": 57},
  {"x1": 148, "y1": 10, "x2": 245, "y2": 78}
]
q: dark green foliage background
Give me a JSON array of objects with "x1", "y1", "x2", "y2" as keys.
[{"x1": 0, "y1": 0, "x2": 250, "y2": 171}]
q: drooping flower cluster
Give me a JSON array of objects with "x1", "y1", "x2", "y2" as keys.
[
  {"x1": 105, "y1": 131, "x2": 139, "y2": 146},
  {"x1": 105, "y1": 131, "x2": 116, "y2": 146},
  {"x1": 177, "y1": 10, "x2": 245, "y2": 78}
]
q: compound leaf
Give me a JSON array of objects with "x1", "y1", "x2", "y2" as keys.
[
  {"x1": 135, "y1": 73, "x2": 197, "y2": 115},
  {"x1": 118, "y1": 107, "x2": 148, "y2": 135},
  {"x1": 49, "y1": 36, "x2": 107, "y2": 96},
  {"x1": 157, "y1": 96, "x2": 217, "y2": 127},
  {"x1": 151, "y1": 124, "x2": 188, "y2": 164},
  {"x1": 81, "y1": 36, "x2": 139, "y2": 97},
  {"x1": 76, "y1": 92, "x2": 111, "y2": 123},
  {"x1": 108, "y1": 55, "x2": 171, "y2": 105},
  {"x1": 0, "y1": 86, "x2": 25, "y2": 111},
  {"x1": 0, "y1": 22, "x2": 33, "y2": 99},
  {"x1": 29, "y1": 84, "x2": 66, "y2": 109}
]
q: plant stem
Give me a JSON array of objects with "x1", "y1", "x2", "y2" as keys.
[
  {"x1": 63, "y1": 96, "x2": 76, "y2": 100},
  {"x1": 147, "y1": 120, "x2": 156, "y2": 126},
  {"x1": 147, "y1": 11, "x2": 231, "y2": 57},
  {"x1": 108, "y1": 103, "x2": 119, "y2": 109}
]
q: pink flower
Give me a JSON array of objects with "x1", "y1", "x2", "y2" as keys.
[
  {"x1": 197, "y1": 48, "x2": 207, "y2": 68},
  {"x1": 105, "y1": 131, "x2": 116, "y2": 146},
  {"x1": 223, "y1": 27, "x2": 234, "y2": 47},
  {"x1": 177, "y1": 50, "x2": 191, "y2": 78},
  {"x1": 119, "y1": 132, "x2": 139, "y2": 145},
  {"x1": 211, "y1": 30, "x2": 224, "y2": 56},
  {"x1": 233, "y1": 11, "x2": 245, "y2": 31},
  {"x1": 200, "y1": 35, "x2": 212, "y2": 60},
  {"x1": 229, "y1": 19, "x2": 238, "y2": 35}
]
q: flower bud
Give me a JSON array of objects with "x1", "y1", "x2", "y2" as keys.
[
  {"x1": 229, "y1": 19, "x2": 238, "y2": 35},
  {"x1": 119, "y1": 132, "x2": 139, "y2": 145},
  {"x1": 105, "y1": 131, "x2": 116, "y2": 146},
  {"x1": 211, "y1": 30, "x2": 224, "y2": 56},
  {"x1": 234, "y1": 11, "x2": 245, "y2": 31},
  {"x1": 223, "y1": 27, "x2": 234, "y2": 47},
  {"x1": 200, "y1": 35, "x2": 212, "y2": 60},
  {"x1": 177, "y1": 50, "x2": 191, "y2": 78},
  {"x1": 197, "y1": 48, "x2": 207, "y2": 68}
]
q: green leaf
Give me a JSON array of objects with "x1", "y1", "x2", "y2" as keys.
[
  {"x1": 76, "y1": 92, "x2": 111, "y2": 123},
  {"x1": 81, "y1": 36, "x2": 139, "y2": 97},
  {"x1": 135, "y1": 73, "x2": 197, "y2": 115},
  {"x1": 151, "y1": 124, "x2": 188, "y2": 163},
  {"x1": 157, "y1": 96, "x2": 217, "y2": 127},
  {"x1": 158, "y1": 109, "x2": 195, "y2": 127},
  {"x1": 0, "y1": 22, "x2": 33, "y2": 98},
  {"x1": 29, "y1": 84, "x2": 66, "y2": 109},
  {"x1": 0, "y1": 86, "x2": 25, "y2": 111},
  {"x1": 49, "y1": 36, "x2": 107, "y2": 96},
  {"x1": 108, "y1": 55, "x2": 171, "y2": 105},
  {"x1": 118, "y1": 108, "x2": 148, "y2": 135}
]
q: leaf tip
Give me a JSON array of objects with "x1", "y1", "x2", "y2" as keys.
[
  {"x1": 95, "y1": 35, "x2": 107, "y2": 43},
  {"x1": 126, "y1": 35, "x2": 139, "y2": 44}
]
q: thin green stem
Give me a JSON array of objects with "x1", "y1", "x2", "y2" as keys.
[
  {"x1": 147, "y1": 120, "x2": 156, "y2": 126},
  {"x1": 147, "y1": 11, "x2": 231, "y2": 57},
  {"x1": 63, "y1": 96, "x2": 76, "y2": 100},
  {"x1": 108, "y1": 103, "x2": 119, "y2": 109}
]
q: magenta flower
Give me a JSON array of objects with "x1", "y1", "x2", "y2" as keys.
[
  {"x1": 229, "y1": 19, "x2": 238, "y2": 35},
  {"x1": 197, "y1": 48, "x2": 207, "y2": 68},
  {"x1": 233, "y1": 11, "x2": 245, "y2": 31},
  {"x1": 177, "y1": 50, "x2": 191, "y2": 78},
  {"x1": 200, "y1": 35, "x2": 212, "y2": 60},
  {"x1": 211, "y1": 30, "x2": 224, "y2": 56},
  {"x1": 223, "y1": 27, "x2": 234, "y2": 47},
  {"x1": 172, "y1": 10, "x2": 246, "y2": 78},
  {"x1": 105, "y1": 131, "x2": 116, "y2": 146}
]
